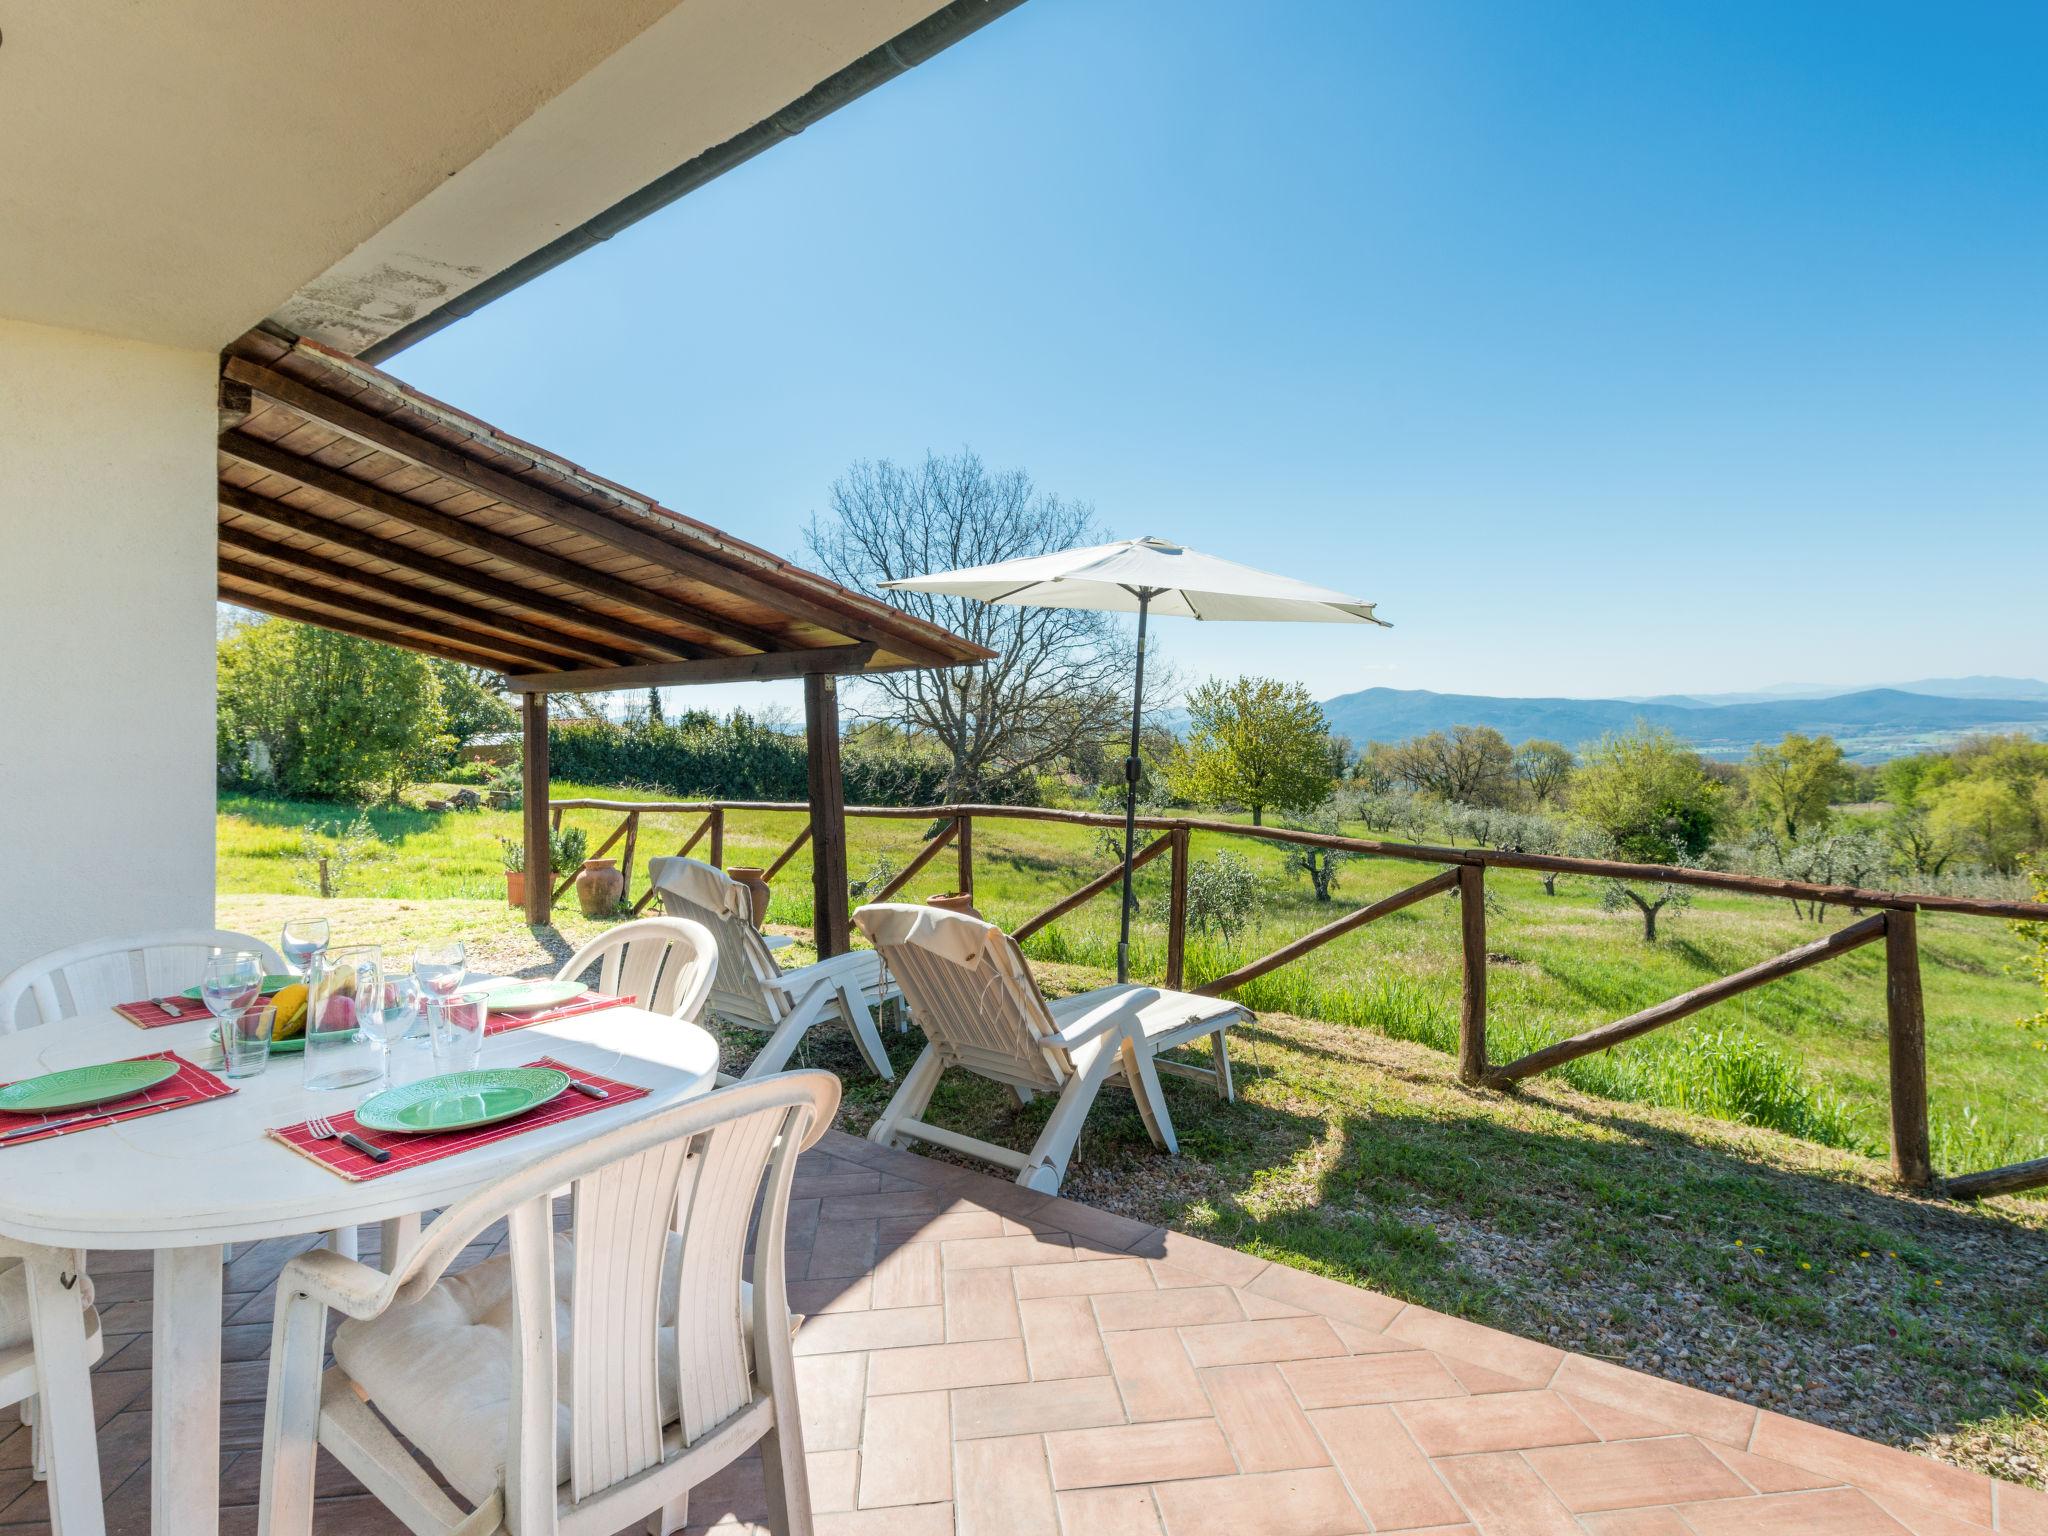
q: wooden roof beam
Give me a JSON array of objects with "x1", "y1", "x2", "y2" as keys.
[
  {"x1": 220, "y1": 432, "x2": 751, "y2": 657},
  {"x1": 217, "y1": 523, "x2": 638, "y2": 668},
  {"x1": 218, "y1": 557, "x2": 579, "y2": 672},
  {"x1": 219, "y1": 586, "x2": 536, "y2": 676},
  {"x1": 503, "y1": 644, "x2": 896, "y2": 695},
  {"x1": 224, "y1": 357, "x2": 963, "y2": 667},
  {"x1": 219, "y1": 484, "x2": 696, "y2": 662}
]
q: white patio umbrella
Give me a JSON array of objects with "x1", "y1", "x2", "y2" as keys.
[{"x1": 883, "y1": 536, "x2": 1391, "y2": 982}]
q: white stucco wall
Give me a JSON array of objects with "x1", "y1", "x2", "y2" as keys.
[{"x1": 0, "y1": 318, "x2": 218, "y2": 982}]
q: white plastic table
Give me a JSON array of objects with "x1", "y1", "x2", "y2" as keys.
[{"x1": 0, "y1": 1004, "x2": 721, "y2": 1536}]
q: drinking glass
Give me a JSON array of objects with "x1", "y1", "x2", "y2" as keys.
[
  {"x1": 221, "y1": 1002, "x2": 276, "y2": 1079},
  {"x1": 281, "y1": 917, "x2": 331, "y2": 977},
  {"x1": 359, "y1": 971, "x2": 420, "y2": 1087},
  {"x1": 412, "y1": 941, "x2": 468, "y2": 1004},
  {"x1": 201, "y1": 951, "x2": 264, "y2": 1023},
  {"x1": 429, "y1": 996, "x2": 486, "y2": 1075},
  {"x1": 304, "y1": 947, "x2": 384, "y2": 1092}
]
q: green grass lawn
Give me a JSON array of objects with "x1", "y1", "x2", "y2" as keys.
[{"x1": 218, "y1": 784, "x2": 2048, "y2": 1176}]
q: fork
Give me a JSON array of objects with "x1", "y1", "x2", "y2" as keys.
[{"x1": 306, "y1": 1114, "x2": 391, "y2": 1164}]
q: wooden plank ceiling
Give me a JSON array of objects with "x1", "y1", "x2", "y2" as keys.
[{"x1": 215, "y1": 331, "x2": 992, "y2": 692}]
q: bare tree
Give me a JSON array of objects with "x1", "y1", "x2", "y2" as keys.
[
  {"x1": 805, "y1": 452, "x2": 1135, "y2": 798},
  {"x1": 1383, "y1": 725, "x2": 1516, "y2": 804}
]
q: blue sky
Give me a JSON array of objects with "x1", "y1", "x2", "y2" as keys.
[{"x1": 389, "y1": 0, "x2": 2048, "y2": 718}]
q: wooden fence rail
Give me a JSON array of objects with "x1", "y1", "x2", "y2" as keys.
[{"x1": 544, "y1": 796, "x2": 2048, "y2": 1199}]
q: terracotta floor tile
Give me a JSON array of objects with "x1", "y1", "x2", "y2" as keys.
[
  {"x1": 879, "y1": 1211, "x2": 1007, "y2": 1246},
  {"x1": 1577, "y1": 1512, "x2": 1697, "y2": 1536},
  {"x1": 944, "y1": 1265, "x2": 1023, "y2": 1342},
  {"x1": 1044, "y1": 1419, "x2": 1236, "y2": 1489},
  {"x1": 1385, "y1": 1306, "x2": 1564, "y2": 1388},
  {"x1": 1749, "y1": 1410, "x2": 1993, "y2": 1527},
  {"x1": 1432, "y1": 1451, "x2": 1583, "y2": 1536},
  {"x1": 789, "y1": 1276, "x2": 876, "y2": 1317},
  {"x1": 1133, "y1": 1229, "x2": 1270, "y2": 1288},
  {"x1": 1177, "y1": 1316, "x2": 1346, "y2": 1369},
  {"x1": 795, "y1": 1353, "x2": 869, "y2": 1451},
  {"x1": 1035, "y1": 1196, "x2": 1162, "y2": 1252},
  {"x1": 1094, "y1": 1285, "x2": 1243, "y2": 1332},
  {"x1": 1550, "y1": 1353, "x2": 1758, "y2": 1449},
  {"x1": 1998, "y1": 1479, "x2": 2048, "y2": 1535},
  {"x1": 1243, "y1": 1263, "x2": 1404, "y2": 1334},
  {"x1": 1677, "y1": 1487, "x2": 1913, "y2": 1535},
  {"x1": 1870, "y1": 1486, "x2": 2000, "y2": 1536},
  {"x1": 820, "y1": 1189, "x2": 948, "y2": 1221},
  {"x1": 1019, "y1": 1295, "x2": 1111, "y2": 1380},
  {"x1": 1199, "y1": 1363, "x2": 1329, "y2": 1472},
  {"x1": 1308, "y1": 1404, "x2": 1468, "y2": 1532},
  {"x1": 815, "y1": 1503, "x2": 954, "y2": 1536},
  {"x1": 857, "y1": 1390, "x2": 952, "y2": 1508},
  {"x1": 868, "y1": 1242, "x2": 942, "y2": 1310},
  {"x1": 1280, "y1": 1350, "x2": 1466, "y2": 1409},
  {"x1": 794, "y1": 1305, "x2": 945, "y2": 1357},
  {"x1": 1105, "y1": 1327, "x2": 1208, "y2": 1424},
  {"x1": 809, "y1": 1219, "x2": 883, "y2": 1280},
  {"x1": 1013, "y1": 1257, "x2": 1155, "y2": 1298},
  {"x1": 1524, "y1": 1435, "x2": 1749, "y2": 1512},
  {"x1": 864, "y1": 1337, "x2": 1028, "y2": 1395},
  {"x1": 808, "y1": 1448, "x2": 861, "y2": 1513},
  {"x1": 953, "y1": 1434, "x2": 1059, "y2": 1536},
  {"x1": 1395, "y1": 1389, "x2": 1597, "y2": 1457},
  {"x1": 1056, "y1": 1485, "x2": 1165, "y2": 1535},
  {"x1": 1235, "y1": 1289, "x2": 1309, "y2": 1320},
  {"x1": 942, "y1": 1232, "x2": 1074, "y2": 1271},
  {"x1": 1152, "y1": 1467, "x2": 1368, "y2": 1536},
  {"x1": 1700, "y1": 1440, "x2": 1836, "y2": 1494},
  {"x1": 1557, "y1": 1390, "x2": 1674, "y2": 1442},
  {"x1": 952, "y1": 1376, "x2": 1127, "y2": 1440}
]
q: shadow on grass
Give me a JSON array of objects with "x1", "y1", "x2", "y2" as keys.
[{"x1": 219, "y1": 794, "x2": 459, "y2": 844}]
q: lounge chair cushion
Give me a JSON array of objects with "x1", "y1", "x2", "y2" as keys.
[
  {"x1": 1047, "y1": 985, "x2": 1248, "y2": 1049},
  {"x1": 647, "y1": 857, "x2": 751, "y2": 922},
  {"x1": 332, "y1": 1234, "x2": 750, "y2": 1503}
]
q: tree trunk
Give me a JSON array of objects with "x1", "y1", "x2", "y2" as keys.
[{"x1": 1252, "y1": 805, "x2": 1263, "y2": 826}]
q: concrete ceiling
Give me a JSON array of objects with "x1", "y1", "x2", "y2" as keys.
[{"x1": 0, "y1": 0, "x2": 953, "y2": 354}]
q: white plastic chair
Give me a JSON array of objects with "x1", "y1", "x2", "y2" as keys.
[
  {"x1": 0, "y1": 927, "x2": 289, "y2": 1033},
  {"x1": 257, "y1": 1071, "x2": 838, "y2": 1536},
  {"x1": 552, "y1": 917, "x2": 717, "y2": 1023},
  {"x1": 0, "y1": 1238, "x2": 106, "y2": 1536},
  {"x1": 853, "y1": 903, "x2": 1248, "y2": 1193},
  {"x1": 648, "y1": 858, "x2": 896, "y2": 1081}
]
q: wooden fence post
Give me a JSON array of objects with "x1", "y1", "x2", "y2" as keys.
[
  {"x1": 956, "y1": 814, "x2": 973, "y2": 898},
  {"x1": 708, "y1": 806, "x2": 725, "y2": 870},
  {"x1": 1885, "y1": 908, "x2": 1934, "y2": 1190},
  {"x1": 1457, "y1": 863, "x2": 1487, "y2": 1085},
  {"x1": 618, "y1": 810, "x2": 639, "y2": 906},
  {"x1": 1166, "y1": 826, "x2": 1190, "y2": 990}
]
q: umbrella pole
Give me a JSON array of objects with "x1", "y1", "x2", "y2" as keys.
[{"x1": 1117, "y1": 590, "x2": 1152, "y2": 985}]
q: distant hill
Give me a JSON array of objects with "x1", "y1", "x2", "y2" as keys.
[
  {"x1": 1318, "y1": 686, "x2": 2048, "y2": 762},
  {"x1": 1619, "y1": 676, "x2": 2048, "y2": 707}
]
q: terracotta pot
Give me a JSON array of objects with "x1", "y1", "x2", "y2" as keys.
[
  {"x1": 575, "y1": 857, "x2": 625, "y2": 918},
  {"x1": 926, "y1": 892, "x2": 982, "y2": 921},
  {"x1": 505, "y1": 870, "x2": 526, "y2": 909},
  {"x1": 727, "y1": 866, "x2": 772, "y2": 930}
]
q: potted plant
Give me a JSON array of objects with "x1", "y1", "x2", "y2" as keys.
[
  {"x1": 926, "y1": 891, "x2": 981, "y2": 920},
  {"x1": 498, "y1": 837, "x2": 525, "y2": 909}
]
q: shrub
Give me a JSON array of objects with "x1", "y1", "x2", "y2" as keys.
[
  {"x1": 550, "y1": 825, "x2": 588, "y2": 876},
  {"x1": 1186, "y1": 850, "x2": 1258, "y2": 941},
  {"x1": 290, "y1": 812, "x2": 382, "y2": 900}
]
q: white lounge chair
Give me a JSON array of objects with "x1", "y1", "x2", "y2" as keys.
[
  {"x1": 553, "y1": 916, "x2": 717, "y2": 1023},
  {"x1": 0, "y1": 1238, "x2": 106, "y2": 1536},
  {"x1": 0, "y1": 927, "x2": 289, "y2": 1033},
  {"x1": 257, "y1": 1070, "x2": 839, "y2": 1536},
  {"x1": 852, "y1": 903, "x2": 1249, "y2": 1194},
  {"x1": 648, "y1": 857, "x2": 896, "y2": 1081}
]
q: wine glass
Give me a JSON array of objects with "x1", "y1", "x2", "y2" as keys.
[
  {"x1": 411, "y1": 940, "x2": 468, "y2": 1004},
  {"x1": 281, "y1": 917, "x2": 330, "y2": 977},
  {"x1": 201, "y1": 951, "x2": 263, "y2": 1023},
  {"x1": 359, "y1": 970, "x2": 420, "y2": 1086}
]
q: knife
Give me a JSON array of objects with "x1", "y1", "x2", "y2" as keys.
[
  {"x1": 568, "y1": 1079, "x2": 610, "y2": 1100},
  {"x1": 0, "y1": 1095, "x2": 191, "y2": 1141},
  {"x1": 337, "y1": 1130, "x2": 391, "y2": 1163}
]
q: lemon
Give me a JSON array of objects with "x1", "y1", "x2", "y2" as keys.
[{"x1": 272, "y1": 983, "x2": 309, "y2": 1041}]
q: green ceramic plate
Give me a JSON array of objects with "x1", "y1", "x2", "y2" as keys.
[
  {"x1": 0, "y1": 1059, "x2": 181, "y2": 1115},
  {"x1": 180, "y1": 975, "x2": 296, "y2": 1001},
  {"x1": 467, "y1": 979, "x2": 585, "y2": 1013},
  {"x1": 355, "y1": 1067, "x2": 572, "y2": 1135}
]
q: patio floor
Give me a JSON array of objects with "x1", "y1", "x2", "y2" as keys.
[{"x1": 1, "y1": 1131, "x2": 2041, "y2": 1536}]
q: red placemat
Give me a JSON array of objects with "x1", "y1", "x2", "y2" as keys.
[
  {"x1": 484, "y1": 991, "x2": 637, "y2": 1036},
  {"x1": 0, "y1": 1052, "x2": 235, "y2": 1148},
  {"x1": 113, "y1": 996, "x2": 212, "y2": 1029},
  {"x1": 267, "y1": 1057, "x2": 650, "y2": 1181}
]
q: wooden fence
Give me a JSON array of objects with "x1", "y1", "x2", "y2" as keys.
[{"x1": 550, "y1": 796, "x2": 2048, "y2": 1200}]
